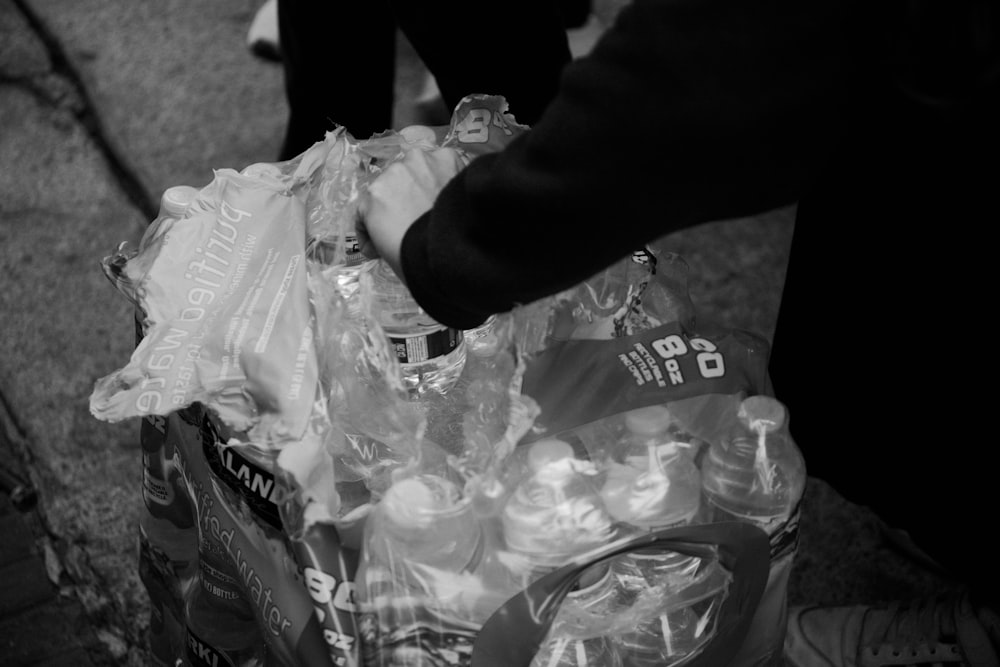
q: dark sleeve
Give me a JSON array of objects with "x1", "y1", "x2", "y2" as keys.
[{"x1": 401, "y1": 0, "x2": 887, "y2": 330}]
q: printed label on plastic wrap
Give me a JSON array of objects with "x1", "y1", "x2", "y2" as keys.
[
  {"x1": 141, "y1": 413, "x2": 198, "y2": 529},
  {"x1": 201, "y1": 418, "x2": 283, "y2": 531},
  {"x1": 287, "y1": 521, "x2": 362, "y2": 667},
  {"x1": 186, "y1": 627, "x2": 237, "y2": 667},
  {"x1": 90, "y1": 169, "x2": 319, "y2": 443},
  {"x1": 163, "y1": 409, "x2": 336, "y2": 667},
  {"x1": 521, "y1": 319, "x2": 770, "y2": 441}
]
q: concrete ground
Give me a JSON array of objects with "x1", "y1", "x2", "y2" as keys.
[{"x1": 0, "y1": 1, "x2": 965, "y2": 665}]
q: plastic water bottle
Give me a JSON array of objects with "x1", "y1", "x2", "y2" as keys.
[
  {"x1": 610, "y1": 549, "x2": 706, "y2": 667},
  {"x1": 366, "y1": 474, "x2": 482, "y2": 590},
  {"x1": 183, "y1": 534, "x2": 266, "y2": 667},
  {"x1": 501, "y1": 439, "x2": 614, "y2": 582},
  {"x1": 459, "y1": 331, "x2": 514, "y2": 387},
  {"x1": 181, "y1": 422, "x2": 274, "y2": 667},
  {"x1": 360, "y1": 474, "x2": 485, "y2": 666},
  {"x1": 600, "y1": 405, "x2": 702, "y2": 531},
  {"x1": 597, "y1": 406, "x2": 705, "y2": 666},
  {"x1": 700, "y1": 395, "x2": 806, "y2": 666},
  {"x1": 422, "y1": 330, "x2": 512, "y2": 457},
  {"x1": 534, "y1": 562, "x2": 626, "y2": 667},
  {"x1": 366, "y1": 259, "x2": 466, "y2": 394},
  {"x1": 458, "y1": 332, "x2": 514, "y2": 456}
]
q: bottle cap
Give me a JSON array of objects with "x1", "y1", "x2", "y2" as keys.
[
  {"x1": 527, "y1": 439, "x2": 575, "y2": 473},
  {"x1": 624, "y1": 405, "x2": 673, "y2": 436},
  {"x1": 738, "y1": 396, "x2": 786, "y2": 433},
  {"x1": 383, "y1": 477, "x2": 437, "y2": 526},
  {"x1": 160, "y1": 185, "x2": 198, "y2": 218}
]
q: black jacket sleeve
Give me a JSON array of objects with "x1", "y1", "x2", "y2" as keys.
[{"x1": 400, "y1": 0, "x2": 889, "y2": 330}]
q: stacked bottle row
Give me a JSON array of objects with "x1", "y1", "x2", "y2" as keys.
[{"x1": 359, "y1": 392, "x2": 806, "y2": 667}]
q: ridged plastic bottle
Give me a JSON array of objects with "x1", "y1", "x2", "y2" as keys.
[
  {"x1": 532, "y1": 562, "x2": 625, "y2": 667},
  {"x1": 501, "y1": 439, "x2": 614, "y2": 584},
  {"x1": 457, "y1": 332, "x2": 514, "y2": 461},
  {"x1": 700, "y1": 395, "x2": 806, "y2": 666},
  {"x1": 183, "y1": 534, "x2": 266, "y2": 667},
  {"x1": 599, "y1": 405, "x2": 704, "y2": 666},
  {"x1": 611, "y1": 549, "x2": 707, "y2": 667},
  {"x1": 368, "y1": 474, "x2": 482, "y2": 589},
  {"x1": 363, "y1": 474, "x2": 484, "y2": 665},
  {"x1": 600, "y1": 405, "x2": 702, "y2": 530},
  {"x1": 367, "y1": 259, "x2": 466, "y2": 394}
]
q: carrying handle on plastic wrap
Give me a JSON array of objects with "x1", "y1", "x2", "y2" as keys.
[{"x1": 471, "y1": 522, "x2": 770, "y2": 667}]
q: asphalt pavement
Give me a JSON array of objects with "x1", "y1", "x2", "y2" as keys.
[{"x1": 0, "y1": 1, "x2": 965, "y2": 665}]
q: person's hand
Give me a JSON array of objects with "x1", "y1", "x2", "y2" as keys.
[{"x1": 357, "y1": 130, "x2": 465, "y2": 281}]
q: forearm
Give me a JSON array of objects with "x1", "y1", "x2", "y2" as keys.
[{"x1": 401, "y1": 0, "x2": 884, "y2": 328}]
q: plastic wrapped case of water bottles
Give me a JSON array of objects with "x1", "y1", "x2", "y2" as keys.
[{"x1": 89, "y1": 94, "x2": 806, "y2": 667}]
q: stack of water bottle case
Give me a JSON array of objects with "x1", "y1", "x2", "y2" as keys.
[{"x1": 89, "y1": 95, "x2": 806, "y2": 667}]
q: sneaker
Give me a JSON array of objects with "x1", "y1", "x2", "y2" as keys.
[
  {"x1": 247, "y1": 0, "x2": 280, "y2": 63},
  {"x1": 784, "y1": 593, "x2": 1000, "y2": 666}
]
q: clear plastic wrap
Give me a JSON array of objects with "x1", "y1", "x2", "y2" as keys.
[
  {"x1": 350, "y1": 243, "x2": 777, "y2": 666},
  {"x1": 92, "y1": 93, "x2": 784, "y2": 667},
  {"x1": 91, "y1": 95, "x2": 539, "y2": 667}
]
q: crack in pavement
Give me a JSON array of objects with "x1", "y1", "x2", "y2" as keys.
[{"x1": 11, "y1": 0, "x2": 158, "y2": 222}]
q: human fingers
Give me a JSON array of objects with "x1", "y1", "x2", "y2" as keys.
[
  {"x1": 358, "y1": 146, "x2": 464, "y2": 274},
  {"x1": 399, "y1": 124, "x2": 451, "y2": 148}
]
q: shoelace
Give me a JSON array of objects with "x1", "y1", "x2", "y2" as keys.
[{"x1": 860, "y1": 594, "x2": 965, "y2": 664}]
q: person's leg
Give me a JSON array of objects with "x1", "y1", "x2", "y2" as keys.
[
  {"x1": 277, "y1": 0, "x2": 398, "y2": 160},
  {"x1": 387, "y1": 0, "x2": 572, "y2": 126},
  {"x1": 771, "y1": 109, "x2": 997, "y2": 608},
  {"x1": 772, "y1": 35, "x2": 1000, "y2": 660}
]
